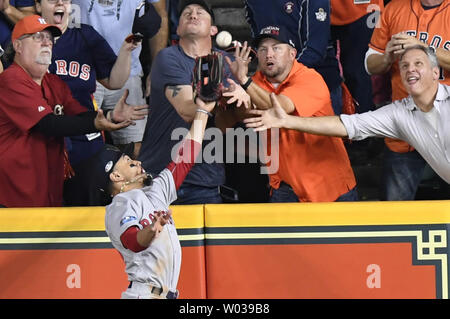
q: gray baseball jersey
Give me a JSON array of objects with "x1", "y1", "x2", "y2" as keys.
[{"x1": 105, "y1": 168, "x2": 181, "y2": 298}]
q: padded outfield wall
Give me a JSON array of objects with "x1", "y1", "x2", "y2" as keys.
[{"x1": 0, "y1": 201, "x2": 449, "y2": 299}]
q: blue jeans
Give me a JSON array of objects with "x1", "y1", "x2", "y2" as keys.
[
  {"x1": 270, "y1": 182, "x2": 359, "y2": 203},
  {"x1": 381, "y1": 147, "x2": 427, "y2": 201},
  {"x1": 173, "y1": 183, "x2": 223, "y2": 205}
]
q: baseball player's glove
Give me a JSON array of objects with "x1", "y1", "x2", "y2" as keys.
[{"x1": 193, "y1": 52, "x2": 225, "y2": 103}]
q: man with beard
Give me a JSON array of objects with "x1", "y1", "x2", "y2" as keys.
[
  {"x1": 0, "y1": 15, "x2": 133, "y2": 207},
  {"x1": 226, "y1": 25, "x2": 357, "y2": 202}
]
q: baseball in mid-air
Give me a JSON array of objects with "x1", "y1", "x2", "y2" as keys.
[{"x1": 216, "y1": 30, "x2": 232, "y2": 48}]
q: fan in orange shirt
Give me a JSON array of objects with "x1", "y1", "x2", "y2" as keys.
[{"x1": 225, "y1": 25, "x2": 357, "y2": 202}]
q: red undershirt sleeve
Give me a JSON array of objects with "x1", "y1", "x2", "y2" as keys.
[
  {"x1": 166, "y1": 139, "x2": 202, "y2": 190},
  {"x1": 120, "y1": 226, "x2": 147, "y2": 253}
]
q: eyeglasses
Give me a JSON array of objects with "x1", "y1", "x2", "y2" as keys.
[
  {"x1": 46, "y1": 0, "x2": 71, "y2": 3},
  {"x1": 20, "y1": 31, "x2": 54, "y2": 44}
]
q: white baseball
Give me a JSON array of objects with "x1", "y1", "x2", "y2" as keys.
[{"x1": 216, "y1": 31, "x2": 232, "y2": 48}]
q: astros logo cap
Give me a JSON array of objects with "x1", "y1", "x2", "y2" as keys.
[
  {"x1": 12, "y1": 15, "x2": 62, "y2": 42},
  {"x1": 253, "y1": 24, "x2": 295, "y2": 49}
]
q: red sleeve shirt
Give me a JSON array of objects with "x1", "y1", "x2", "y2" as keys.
[{"x1": 0, "y1": 63, "x2": 87, "y2": 207}]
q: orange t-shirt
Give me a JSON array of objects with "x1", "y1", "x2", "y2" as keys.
[
  {"x1": 252, "y1": 61, "x2": 356, "y2": 202},
  {"x1": 331, "y1": 0, "x2": 384, "y2": 26},
  {"x1": 369, "y1": 0, "x2": 450, "y2": 152}
]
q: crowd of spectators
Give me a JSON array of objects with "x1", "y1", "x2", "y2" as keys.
[{"x1": 0, "y1": 0, "x2": 448, "y2": 208}]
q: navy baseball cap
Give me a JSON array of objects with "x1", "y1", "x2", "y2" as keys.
[
  {"x1": 178, "y1": 0, "x2": 215, "y2": 22},
  {"x1": 253, "y1": 25, "x2": 296, "y2": 49},
  {"x1": 94, "y1": 144, "x2": 134, "y2": 197},
  {"x1": 132, "y1": 2, "x2": 162, "y2": 38}
]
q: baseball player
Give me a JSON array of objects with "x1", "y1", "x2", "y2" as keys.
[
  {"x1": 365, "y1": 0, "x2": 450, "y2": 200},
  {"x1": 100, "y1": 98, "x2": 215, "y2": 299}
]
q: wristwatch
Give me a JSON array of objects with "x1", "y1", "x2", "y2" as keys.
[
  {"x1": 428, "y1": 46, "x2": 436, "y2": 54},
  {"x1": 0, "y1": 45, "x2": 4, "y2": 58}
]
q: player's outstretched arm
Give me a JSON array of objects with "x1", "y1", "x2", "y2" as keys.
[
  {"x1": 184, "y1": 97, "x2": 216, "y2": 143},
  {"x1": 120, "y1": 98, "x2": 216, "y2": 252},
  {"x1": 166, "y1": 97, "x2": 216, "y2": 191},
  {"x1": 244, "y1": 93, "x2": 349, "y2": 137}
]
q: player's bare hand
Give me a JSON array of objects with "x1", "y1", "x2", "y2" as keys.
[
  {"x1": 224, "y1": 41, "x2": 253, "y2": 84},
  {"x1": 150, "y1": 210, "x2": 172, "y2": 239},
  {"x1": 156, "y1": 210, "x2": 172, "y2": 226},
  {"x1": 222, "y1": 78, "x2": 251, "y2": 108},
  {"x1": 111, "y1": 89, "x2": 149, "y2": 123},
  {"x1": 244, "y1": 93, "x2": 287, "y2": 131},
  {"x1": 94, "y1": 108, "x2": 133, "y2": 131}
]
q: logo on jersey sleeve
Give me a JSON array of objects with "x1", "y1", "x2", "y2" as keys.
[
  {"x1": 315, "y1": 8, "x2": 327, "y2": 22},
  {"x1": 284, "y1": 2, "x2": 294, "y2": 14},
  {"x1": 55, "y1": 60, "x2": 91, "y2": 81},
  {"x1": 37, "y1": 106, "x2": 46, "y2": 112},
  {"x1": 120, "y1": 216, "x2": 137, "y2": 226}
]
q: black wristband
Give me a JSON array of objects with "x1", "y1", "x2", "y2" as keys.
[{"x1": 241, "y1": 77, "x2": 253, "y2": 90}]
